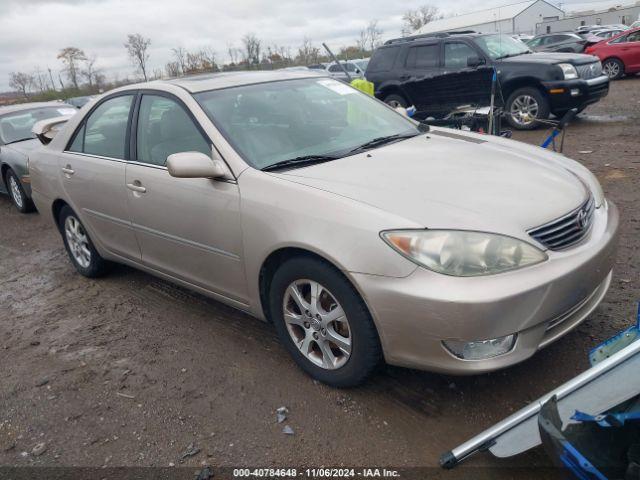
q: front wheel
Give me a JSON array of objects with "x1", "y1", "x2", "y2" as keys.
[
  {"x1": 59, "y1": 206, "x2": 110, "y2": 278},
  {"x1": 383, "y1": 93, "x2": 408, "y2": 109},
  {"x1": 269, "y1": 257, "x2": 382, "y2": 387},
  {"x1": 602, "y1": 58, "x2": 624, "y2": 80},
  {"x1": 5, "y1": 169, "x2": 35, "y2": 213},
  {"x1": 505, "y1": 87, "x2": 550, "y2": 130}
]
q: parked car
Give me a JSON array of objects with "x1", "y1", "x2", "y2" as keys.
[
  {"x1": 512, "y1": 33, "x2": 534, "y2": 43},
  {"x1": 326, "y1": 60, "x2": 366, "y2": 82},
  {"x1": 585, "y1": 27, "x2": 640, "y2": 79},
  {"x1": 527, "y1": 32, "x2": 588, "y2": 53},
  {"x1": 592, "y1": 28, "x2": 626, "y2": 40},
  {"x1": 631, "y1": 20, "x2": 640, "y2": 29},
  {"x1": 365, "y1": 32, "x2": 609, "y2": 129},
  {"x1": 29, "y1": 71, "x2": 619, "y2": 387},
  {"x1": 65, "y1": 95, "x2": 96, "y2": 109},
  {"x1": 0, "y1": 102, "x2": 76, "y2": 212}
]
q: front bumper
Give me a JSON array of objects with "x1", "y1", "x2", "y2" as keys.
[
  {"x1": 543, "y1": 75, "x2": 609, "y2": 113},
  {"x1": 353, "y1": 200, "x2": 619, "y2": 374}
]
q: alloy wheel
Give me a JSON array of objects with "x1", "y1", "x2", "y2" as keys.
[
  {"x1": 8, "y1": 175, "x2": 24, "y2": 209},
  {"x1": 64, "y1": 216, "x2": 92, "y2": 268},
  {"x1": 282, "y1": 279, "x2": 352, "y2": 370},
  {"x1": 603, "y1": 61, "x2": 620, "y2": 79},
  {"x1": 510, "y1": 94, "x2": 539, "y2": 127}
]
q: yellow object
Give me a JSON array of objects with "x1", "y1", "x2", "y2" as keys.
[{"x1": 350, "y1": 78, "x2": 374, "y2": 96}]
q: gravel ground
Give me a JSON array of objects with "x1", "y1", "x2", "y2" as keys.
[{"x1": 0, "y1": 77, "x2": 639, "y2": 476}]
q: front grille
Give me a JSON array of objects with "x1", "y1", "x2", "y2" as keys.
[
  {"x1": 576, "y1": 62, "x2": 603, "y2": 79},
  {"x1": 528, "y1": 195, "x2": 595, "y2": 250}
]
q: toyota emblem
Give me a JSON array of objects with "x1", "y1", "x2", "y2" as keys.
[{"x1": 576, "y1": 209, "x2": 588, "y2": 229}]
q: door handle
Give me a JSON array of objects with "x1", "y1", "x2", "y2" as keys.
[
  {"x1": 126, "y1": 182, "x2": 146, "y2": 193},
  {"x1": 61, "y1": 165, "x2": 75, "y2": 176}
]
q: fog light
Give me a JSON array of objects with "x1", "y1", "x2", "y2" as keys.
[
  {"x1": 570, "y1": 89, "x2": 581, "y2": 97},
  {"x1": 443, "y1": 334, "x2": 516, "y2": 360}
]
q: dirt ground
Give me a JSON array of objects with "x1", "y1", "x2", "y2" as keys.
[{"x1": 0, "y1": 77, "x2": 639, "y2": 477}]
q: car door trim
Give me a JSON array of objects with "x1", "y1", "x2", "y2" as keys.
[
  {"x1": 84, "y1": 208, "x2": 133, "y2": 228},
  {"x1": 130, "y1": 221, "x2": 240, "y2": 261}
]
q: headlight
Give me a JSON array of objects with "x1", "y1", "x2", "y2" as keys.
[
  {"x1": 381, "y1": 230, "x2": 547, "y2": 277},
  {"x1": 559, "y1": 63, "x2": 578, "y2": 80}
]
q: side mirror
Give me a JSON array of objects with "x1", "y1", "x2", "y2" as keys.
[
  {"x1": 467, "y1": 56, "x2": 486, "y2": 68},
  {"x1": 166, "y1": 151, "x2": 228, "y2": 179}
]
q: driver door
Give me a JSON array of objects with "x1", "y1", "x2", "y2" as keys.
[{"x1": 125, "y1": 93, "x2": 248, "y2": 304}]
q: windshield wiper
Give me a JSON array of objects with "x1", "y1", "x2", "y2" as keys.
[
  {"x1": 495, "y1": 51, "x2": 531, "y2": 60},
  {"x1": 262, "y1": 154, "x2": 340, "y2": 172},
  {"x1": 348, "y1": 133, "x2": 420, "y2": 154}
]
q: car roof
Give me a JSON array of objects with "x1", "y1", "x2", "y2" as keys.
[
  {"x1": 0, "y1": 101, "x2": 72, "y2": 116},
  {"x1": 136, "y1": 70, "x2": 327, "y2": 94}
]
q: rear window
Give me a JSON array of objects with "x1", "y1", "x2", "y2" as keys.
[
  {"x1": 406, "y1": 44, "x2": 439, "y2": 69},
  {"x1": 367, "y1": 46, "x2": 400, "y2": 73}
]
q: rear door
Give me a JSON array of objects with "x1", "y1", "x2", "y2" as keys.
[
  {"x1": 439, "y1": 40, "x2": 492, "y2": 111},
  {"x1": 399, "y1": 41, "x2": 443, "y2": 113},
  {"x1": 60, "y1": 93, "x2": 140, "y2": 261},
  {"x1": 125, "y1": 92, "x2": 247, "y2": 303}
]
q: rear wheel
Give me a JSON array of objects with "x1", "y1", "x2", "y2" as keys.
[
  {"x1": 269, "y1": 257, "x2": 382, "y2": 387},
  {"x1": 5, "y1": 169, "x2": 35, "y2": 213},
  {"x1": 59, "y1": 206, "x2": 110, "y2": 278},
  {"x1": 383, "y1": 93, "x2": 408, "y2": 109},
  {"x1": 602, "y1": 58, "x2": 624, "y2": 80},
  {"x1": 505, "y1": 87, "x2": 550, "y2": 130}
]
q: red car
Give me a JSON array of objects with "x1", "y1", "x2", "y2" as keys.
[{"x1": 585, "y1": 27, "x2": 640, "y2": 79}]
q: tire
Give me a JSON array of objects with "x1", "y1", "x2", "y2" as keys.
[
  {"x1": 58, "y1": 206, "x2": 110, "y2": 278},
  {"x1": 269, "y1": 256, "x2": 382, "y2": 388},
  {"x1": 383, "y1": 93, "x2": 408, "y2": 109},
  {"x1": 5, "y1": 169, "x2": 35, "y2": 213},
  {"x1": 505, "y1": 87, "x2": 550, "y2": 130},
  {"x1": 602, "y1": 58, "x2": 624, "y2": 80}
]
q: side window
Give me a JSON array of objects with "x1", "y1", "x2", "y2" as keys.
[
  {"x1": 328, "y1": 64, "x2": 341, "y2": 72},
  {"x1": 444, "y1": 42, "x2": 477, "y2": 69},
  {"x1": 628, "y1": 32, "x2": 640, "y2": 42},
  {"x1": 405, "y1": 44, "x2": 439, "y2": 69},
  {"x1": 136, "y1": 95, "x2": 210, "y2": 167},
  {"x1": 81, "y1": 95, "x2": 133, "y2": 159},
  {"x1": 68, "y1": 124, "x2": 85, "y2": 152},
  {"x1": 528, "y1": 37, "x2": 542, "y2": 47},
  {"x1": 367, "y1": 46, "x2": 399, "y2": 72}
]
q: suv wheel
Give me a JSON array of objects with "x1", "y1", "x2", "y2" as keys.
[
  {"x1": 505, "y1": 87, "x2": 550, "y2": 130},
  {"x1": 602, "y1": 59, "x2": 624, "y2": 80},
  {"x1": 383, "y1": 94, "x2": 408, "y2": 109},
  {"x1": 59, "y1": 206, "x2": 110, "y2": 278},
  {"x1": 5, "y1": 169, "x2": 35, "y2": 213},
  {"x1": 269, "y1": 257, "x2": 382, "y2": 387}
]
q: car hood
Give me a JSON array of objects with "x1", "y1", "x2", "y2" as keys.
[
  {"x1": 273, "y1": 130, "x2": 588, "y2": 242},
  {"x1": 2, "y1": 138, "x2": 42, "y2": 156},
  {"x1": 500, "y1": 52, "x2": 597, "y2": 65}
]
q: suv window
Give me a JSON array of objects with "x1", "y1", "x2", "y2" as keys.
[
  {"x1": 70, "y1": 94, "x2": 133, "y2": 159},
  {"x1": 444, "y1": 42, "x2": 477, "y2": 68},
  {"x1": 329, "y1": 63, "x2": 356, "y2": 72},
  {"x1": 628, "y1": 31, "x2": 640, "y2": 42},
  {"x1": 136, "y1": 95, "x2": 210, "y2": 167},
  {"x1": 405, "y1": 44, "x2": 439, "y2": 69},
  {"x1": 367, "y1": 46, "x2": 399, "y2": 72}
]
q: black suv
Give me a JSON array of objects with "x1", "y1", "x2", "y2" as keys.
[{"x1": 365, "y1": 32, "x2": 609, "y2": 129}]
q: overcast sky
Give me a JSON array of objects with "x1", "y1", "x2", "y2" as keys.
[{"x1": 0, "y1": 0, "x2": 604, "y2": 91}]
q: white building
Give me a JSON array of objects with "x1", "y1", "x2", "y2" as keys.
[
  {"x1": 414, "y1": 0, "x2": 565, "y2": 36},
  {"x1": 537, "y1": 1, "x2": 640, "y2": 33}
]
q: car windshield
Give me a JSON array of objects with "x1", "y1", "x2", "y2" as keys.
[
  {"x1": 0, "y1": 106, "x2": 75, "y2": 144},
  {"x1": 194, "y1": 78, "x2": 420, "y2": 170},
  {"x1": 476, "y1": 34, "x2": 532, "y2": 59}
]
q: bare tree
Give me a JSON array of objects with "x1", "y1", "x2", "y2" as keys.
[
  {"x1": 9, "y1": 72, "x2": 33, "y2": 99},
  {"x1": 172, "y1": 47, "x2": 187, "y2": 75},
  {"x1": 32, "y1": 66, "x2": 49, "y2": 93},
  {"x1": 296, "y1": 37, "x2": 320, "y2": 65},
  {"x1": 165, "y1": 61, "x2": 180, "y2": 77},
  {"x1": 402, "y1": 5, "x2": 442, "y2": 35},
  {"x1": 124, "y1": 33, "x2": 151, "y2": 81},
  {"x1": 82, "y1": 55, "x2": 100, "y2": 89},
  {"x1": 185, "y1": 51, "x2": 202, "y2": 73},
  {"x1": 356, "y1": 29, "x2": 369, "y2": 57},
  {"x1": 199, "y1": 47, "x2": 217, "y2": 72},
  {"x1": 226, "y1": 43, "x2": 240, "y2": 65},
  {"x1": 366, "y1": 20, "x2": 383, "y2": 52},
  {"x1": 57, "y1": 47, "x2": 87, "y2": 89},
  {"x1": 47, "y1": 67, "x2": 57, "y2": 91},
  {"x1": 242, "y1": 33, "x2": 261, "y2": 65}
]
